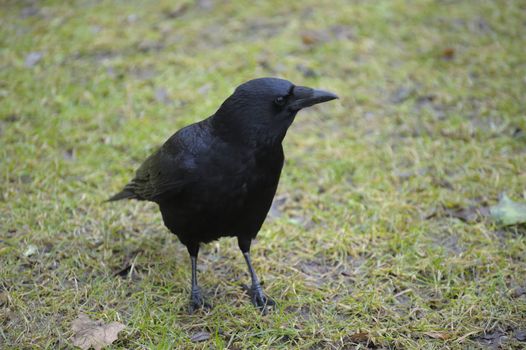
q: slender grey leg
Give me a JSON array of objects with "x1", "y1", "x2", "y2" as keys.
[
  {"x1": 187, "y1": 245, "x2": 210, "y2": 313},
  {"x1": 239, "y1": 238, "x2": 275, "y2": 313}
]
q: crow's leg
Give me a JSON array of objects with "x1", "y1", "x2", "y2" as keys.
[
  {"x1": 187, "y1": 243, "x2": 210, "y2": 313},
  {"x1": 238, "y1": 237, "x2": 275, "y2": 313}
]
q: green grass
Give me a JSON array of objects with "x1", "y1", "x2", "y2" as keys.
[{"x1": 1, "y1": 0, "x2": 526, "y2": 348}]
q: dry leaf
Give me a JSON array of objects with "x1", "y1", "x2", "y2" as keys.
[
  {"x1": 349, "y1": 331, "x2": 370, "y2": 342},
  {"x1": 190, "y1": 331, "x2": 210, "y2": 342},
  {"x1": 71, "y1": 313, "x2": 125, "y2": 350},
  {"x1": 301, "y1": 32, "x2": 317, "y2": 45},
  {"x1": 442, "y1": 47, "x2": 455, "y2": 60},
  {"x1": 300, "y1": 30, "x2": 329, "y2": 46},
  {"x1": 424, "y1": 331, "x2": 451, "y2": 340}
]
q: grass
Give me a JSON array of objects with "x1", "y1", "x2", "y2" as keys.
[{"x1": 1, "y1": 0, "x2": 526, "y2": 348}]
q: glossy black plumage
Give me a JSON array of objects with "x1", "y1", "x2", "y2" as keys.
[{"x1": 109, "y1": 77, "x2": 338, "y2": 312}]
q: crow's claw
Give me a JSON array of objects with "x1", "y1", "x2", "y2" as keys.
[
  {"x1": 188, "y1": 288, "x2": 211, "y2": 314},
  {"x1": 250, "y1": 286, "x2": 275, "y2": 314}
]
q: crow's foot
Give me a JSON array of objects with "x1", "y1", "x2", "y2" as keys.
[
  {"x1": 188, "y1": 287, "x2": 211, "y2": 314},
  {"x1": 249, "y1": 285, "x2": 275, "y2": 314}
]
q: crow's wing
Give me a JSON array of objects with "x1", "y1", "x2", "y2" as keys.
[{"x1": 108, "y1": 126, "x2": 200, "y2": 202}]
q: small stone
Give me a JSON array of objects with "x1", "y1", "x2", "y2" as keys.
[
  {"x1": 154, "y1": 88, "x2": 172, "y2": 105},
  {"x1": 25, "y1": 52, "x2": 43, "y2": 67},
  {"x1": 515, "y1": 330, "x2": 526, "y2": 341},
  {"x1": 190, "y1": 331, "x2": 210, "y2": 342}
]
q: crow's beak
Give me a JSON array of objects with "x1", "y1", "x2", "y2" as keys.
[{"x1": 289, "y1": 86, "x2": 339, "y2": 111}]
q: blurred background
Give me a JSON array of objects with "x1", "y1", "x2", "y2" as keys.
[{"x1": 1, "y1": 0, "x2": 525, "y2": 348}]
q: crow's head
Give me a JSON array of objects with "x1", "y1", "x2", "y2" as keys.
[{"x1": 213, "y1": 77, "x2": 338, "y2": 147}]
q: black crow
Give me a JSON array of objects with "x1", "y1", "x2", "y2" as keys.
[{"x1": 109, "y1": 77, "x2": 338, "y2": 313}]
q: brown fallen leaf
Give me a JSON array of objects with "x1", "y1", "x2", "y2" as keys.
[
  {"x1": 442, "y1": 47, "x2": 455, "y2": 60},
  {"x1": 424, "y1": 331, "x2": 451, "y2": 340},
  {"x1": 301, "y1": 32, "x2": 318, "y2": 45},
  {"x1": 349, "y1": 331, "x2": 370, "y2": 343},
  {"x1": 300, "y1": 30, "x2": 329, "y2": 46},
  {"x1": 71, "y1": 313, "x2": 125, "y2": 350}
]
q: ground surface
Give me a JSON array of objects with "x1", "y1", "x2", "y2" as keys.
[{"x1": 1, "y1": 0, "x2": 526, "y2": 349}]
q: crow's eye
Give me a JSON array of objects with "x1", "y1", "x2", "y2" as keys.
[{"x1": 274, "y1": 96, "x2": 286, "y2": 106}]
